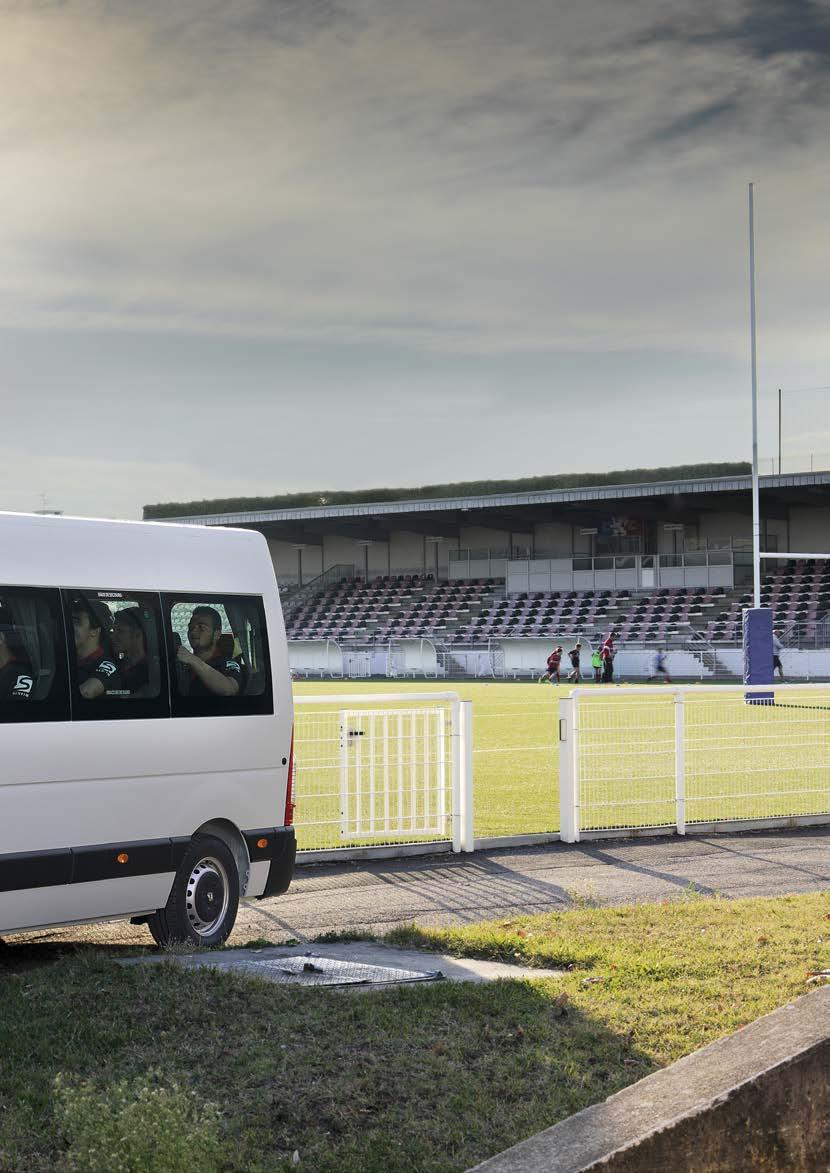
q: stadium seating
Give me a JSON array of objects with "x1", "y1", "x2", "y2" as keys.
[
  {"x1": 284, "y1": 560, "x2": 830, "y2": 648},
  {"x1": 284, "y1": 576, "x2": 503, "y2": 643},
  {"x1": 703, "y1": 559, "x2": 830, "y2": 642},
  {"x1": 449, "y1": 585, "x2": 732, "y2": 644}
]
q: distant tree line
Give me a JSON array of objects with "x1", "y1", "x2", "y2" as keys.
[{"x1": 143, "y1": 462, "x2": 752, "y2": 520}]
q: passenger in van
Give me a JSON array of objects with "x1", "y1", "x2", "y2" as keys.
[
  {"x1": 0, "y1": 605, "x2": 34, "y2": 700},
  {"x1": 176, "y1": 606, "x2": 242, "y2": 697},
  {"x1": 112, "y1": 607, "x2": 151, "y2": 696},
  {"x1": 71, "y1": 598, "x2": 120, "y2": 699}
]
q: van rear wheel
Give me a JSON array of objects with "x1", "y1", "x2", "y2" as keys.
[{"x1": 148, "y1": 835, "x2": 239, "y2": 948}]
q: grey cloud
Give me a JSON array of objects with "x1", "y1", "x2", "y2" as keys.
[
  {"x1": 619, "y1": 0, "x2": 830, "y2": 155},
  {"x1": 1, "y1": 0, "x2": 829, "y2": 517},
  {"x1": 233, "y1": 0, "x2": 359, "y2": 42},
  {"x1": 632, "y1": 96, "x2": 745, "y2": 150},
  {"x1": 637, "y1": 0, "x2": 830, "y2": 61}
]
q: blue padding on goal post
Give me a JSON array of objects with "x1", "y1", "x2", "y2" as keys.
[{"x1": 743, "y1": 606, "x2": 774, "y2": 703}]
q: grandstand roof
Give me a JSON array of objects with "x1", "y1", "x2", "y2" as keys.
[{"x1": 154, "y1": 470, "x2": 830, "y2": 541}]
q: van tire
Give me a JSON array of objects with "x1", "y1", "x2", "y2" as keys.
[{"x1": 148, "y1": 835, "x2": 239, "y2": 948}]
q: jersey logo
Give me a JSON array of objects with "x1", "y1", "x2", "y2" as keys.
[
  {"x1": 98, "y1": 660, "x2": 118, "y2": 677},
  {"x1": 12, "y1": 674, "x2": 33, "y2": 696},
  {"x1": 224, "y1": 660, "x2": 241, "y2": 674}
]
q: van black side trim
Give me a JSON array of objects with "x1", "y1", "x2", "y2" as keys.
[
  {"x1": 257, "y1": 828, "x2": 296, "y2": 898},
  {"x1": 0, "y1": 839, "x2": 187, "y2": 893},
  {"x1": 0, "y1": 848, "x2": 72, "y2": 892},
  {"x1": 71, "y1": 839, "x2": 181, "y2": 885},
  {"x1": 0, "y1": 830, "x2": 295, "y2": 894}
]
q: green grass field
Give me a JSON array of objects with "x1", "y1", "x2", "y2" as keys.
[
  {"x1": 292, "y1": 681, "x2": 830, "y2": 848},
  {"x1": 2, "y1": 893, "x2": 827, "y2": 1172}
]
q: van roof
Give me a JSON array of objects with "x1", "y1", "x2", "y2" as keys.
[{"x1": 0, "y1": 511, "x2": 274, "y2": 596}]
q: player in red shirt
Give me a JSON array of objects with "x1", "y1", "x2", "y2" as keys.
[
  {"x1": 72, "y1": 598, "x2": 120, "y2": 700},
  {"x1": 539, "y1": 645, "x2": 563, "y2": 684},
  {"x1": 177, "y1": 606, "x2": 243, "y2": 697}
]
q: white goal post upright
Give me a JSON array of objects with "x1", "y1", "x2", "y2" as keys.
[
  {"x1": 748, "y1": 189, "x2": 830, "y2": 585},
  {"x1": 749, "y1": 181, "x2": 762, "y2": 610}
]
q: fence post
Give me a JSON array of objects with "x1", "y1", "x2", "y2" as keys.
[
  {"x1": 559, "y1": 695, "x2": 579, "y2": 842},
  {"x1": 458, "y1": 700, "x2": 474, "y2": 851},
  {"x1": 450, "y1": 698, "x2": 474, "y2": 853},
  {"x1": 674, "y1": 690, "x2": 686, "y2": 835},
  {"x1": 450, "y1": 694, "x2": 464, "y2": 853}
]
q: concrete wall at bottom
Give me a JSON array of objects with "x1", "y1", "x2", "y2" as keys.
[{"x1": 469, "y1": 985, "x2": 829, "y2": 1173}]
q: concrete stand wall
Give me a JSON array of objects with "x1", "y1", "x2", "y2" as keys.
[{"x1": 470, "y1": 986, "x2": 829, "y2": 1173}]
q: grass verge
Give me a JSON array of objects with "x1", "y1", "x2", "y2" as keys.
[{"x1": 1, "y1": 891, "x2": 828, "y2": 1172}]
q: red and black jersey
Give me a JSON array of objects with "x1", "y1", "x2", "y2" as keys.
[
  {"x1": 77, "y1": 647, "x2": 120, "y2": 692},
  {"x1": 0, "y1": 656, "x2": 34, "y2": 700},
  {"x1": 187, "y1": 653, "x2": 244, "y2": 697},
  {"x1": 547, "y1": 651, "x2": 562, "y2": 669},
  {"x1": 121, "y1": 656, "x2": 150, "y2": 695}
]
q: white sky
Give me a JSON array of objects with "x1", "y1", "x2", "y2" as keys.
[{"x1": 2, "y1": 0, "x2": 830, "y2": 518}]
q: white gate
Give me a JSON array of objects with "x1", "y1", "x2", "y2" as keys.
[
  {"x1": 559, "y1": 683, "x2": 830, "y2": 842},
  {"x1": 294, "y1": 692, "x2": 473, "y2": 857},
  {"x1": 339, "y1": 709, "x2": 447, "y2": 838},
  {"x1": 342, "y1": 651, "x2": 372, "y2": 678}
]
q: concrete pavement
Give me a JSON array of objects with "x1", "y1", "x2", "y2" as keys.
[{"x1": 5, "y1": 825, "x2": 829, "y2": 951}]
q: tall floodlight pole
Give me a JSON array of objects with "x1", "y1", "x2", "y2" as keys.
[
  {"x1": 749, "y1": 183, "x2": 761, "y2": 608},
  {"x1": 777, "y1": 388, "x2": 782, "y2": 474}
]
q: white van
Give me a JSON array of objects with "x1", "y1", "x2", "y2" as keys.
[{"x1": 0, "y1": 512, "x2": 295, "y2": 947}]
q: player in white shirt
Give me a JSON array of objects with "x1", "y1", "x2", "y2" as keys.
[
  {"x1": 648, "y1": 648, "x2": 672, "y2": 683},
  {"x1": 772, "y1": 630, "x2": 785, "y2": 681}
]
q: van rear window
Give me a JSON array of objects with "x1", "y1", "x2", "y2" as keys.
[{"x1": 0, "y1": 587, "x2": 68, "y2": 723}]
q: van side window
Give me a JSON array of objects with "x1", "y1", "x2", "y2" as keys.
[
  {"x1": 0, "y1": 587, "x2": 69, "y2": 723},
  {"x1": 165, "y1": 595, "x2": 273, "y2": 719},
  {"x1": 64, "y1": 590, "x2": 168, "y2": 720}
]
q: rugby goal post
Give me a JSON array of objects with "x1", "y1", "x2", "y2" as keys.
[{"x1": 745, "y1": 552, "x2": 830, "y2": 690}]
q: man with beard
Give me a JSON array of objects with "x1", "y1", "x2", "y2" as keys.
[{"x1": 176, "y1": 606, "x2": 242, "y2": 697}]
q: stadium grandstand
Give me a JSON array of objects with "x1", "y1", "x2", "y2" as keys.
[{"x1": 145, "y1": 462, "x2": 830, "y2": 681}]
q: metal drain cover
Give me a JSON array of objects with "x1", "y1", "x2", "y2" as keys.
[{"x1": 234, "y1": 955, "x2": 443, "y2": 986}]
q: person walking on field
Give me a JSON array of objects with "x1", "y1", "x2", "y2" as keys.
[
  {"x1": 566, "y1": 641, "x2": 582, "y2": 683},
  {"x1": 600, "y1": 634, "x2": 615, "y2": 684},
  {"x1": 772, "y1": 629, "x2": 785, "y2": 681},
  {"x1": 591, "y1": 646, "x2": 602, "y2": 682},
  {"x1": 539, "y1": 645, "x2": 563, "y2": 684},
  {"x1": 648, "y1": 647, "x2": 672, "y2": 684}
]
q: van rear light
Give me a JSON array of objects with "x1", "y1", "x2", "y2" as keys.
[{"x1": 284, "y1": 726, "x2": 295, "y2": 827}]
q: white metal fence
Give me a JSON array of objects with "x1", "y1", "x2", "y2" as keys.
[
  {"x1": 559, "y1": 684, "x2": 830, "y2": 841},
  {"x1": 293, "y1": 692, "x2": 473, "y2": 858}
]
